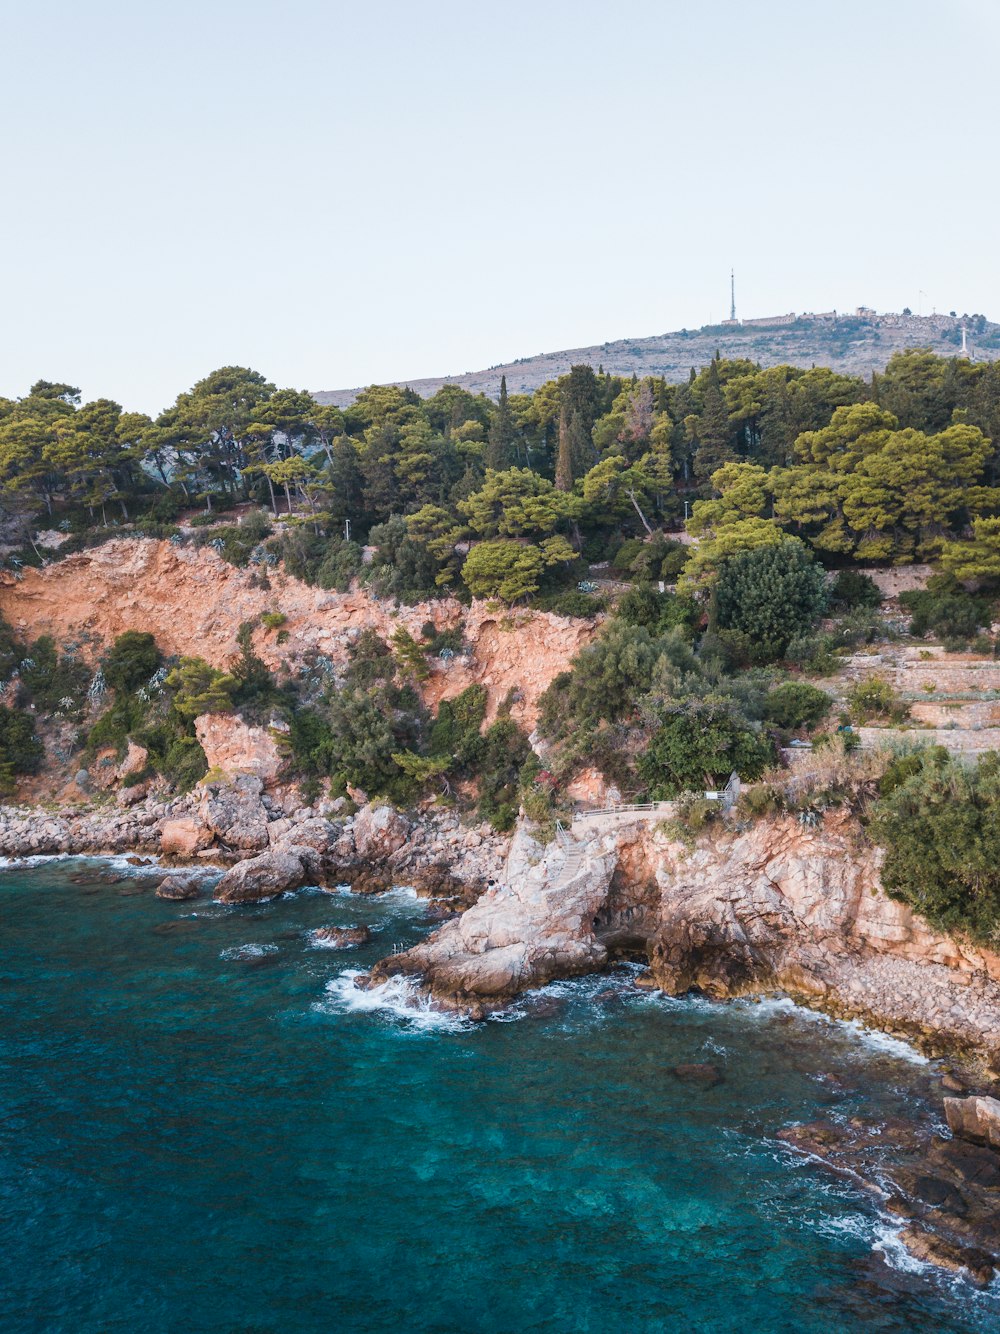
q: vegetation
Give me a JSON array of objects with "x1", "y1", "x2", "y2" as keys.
[
  {"x1": 5, "y1": 348, "x2": 1000, "y2": 881},
  {"x1": 871, "y1": 750, "x2": 1000, "y2": 943}
]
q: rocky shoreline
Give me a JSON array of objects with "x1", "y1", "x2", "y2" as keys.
[
  {"x1": 7, "y1": 782, "x2": 1000, "y2": 1287},
  {"x1": 0, "y1": 778, "x2": 508, "y2": 905}
]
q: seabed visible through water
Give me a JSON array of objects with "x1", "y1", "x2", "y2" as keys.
[{"x1": 1, "y1": 857, "x2": 998, "y2": 1334}]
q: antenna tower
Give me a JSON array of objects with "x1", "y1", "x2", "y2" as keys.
[{"x1": 730, "y1": 269, "x2": 736, "y2": 322}]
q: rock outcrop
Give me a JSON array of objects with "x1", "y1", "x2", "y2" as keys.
[
  {"x1": 945, "y1": 1096, "x2": 1000, "y2": 1149},
  {"x1": 311, "y1": 925, "x2": 371, "y2": 948},
  {"x1": 195, "y1": 713, "x2": 285, "y2": 784},
  {"x1": 371, "y1": 825, "x2": 618, "y2": 1009},
  {"x1": 367, "y1": 810, "x2": 1000, "y2": 1066},
  {"x1": 198, "y1": 775, "x2": 270, "y2": 851}
]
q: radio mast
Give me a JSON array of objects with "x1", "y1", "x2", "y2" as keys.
[{"x1": 730, "y1": 269, "x2": 736, "y2": 322}]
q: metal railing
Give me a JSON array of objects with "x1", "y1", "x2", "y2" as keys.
[{"x1": 571, "y1": 800, "x2": 674, "y2": 822}]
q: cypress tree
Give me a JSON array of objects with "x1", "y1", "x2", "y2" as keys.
[{"x1": 486, "y1": 375, "x2": 515, "y2": 470}]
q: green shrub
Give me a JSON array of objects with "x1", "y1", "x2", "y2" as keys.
[
  {"x1": 18, "y1": 636, "x2": 90, "y2": 713},
  {"x1": 102, "y1": 632, "x2": 161, "y2": 694},
  {"x1": 870, "y1": 751, "x2": 1000, "y2": 943},
  {"x1": 0, "y1": 706, "x2": 44, "y2": 792},
  {"x1": 638, "y1": 700, "x2": 774, "y2": 798},
  {"x1": 532, "y1": 590, "x2": 606, "y2": 619},
  {"x1": 830, "y1": 569, "x2": 882, "y2": 610},
  {"x1": 715, "y1": 540, "x2": 828, "y2": 664},
  {"x1": 260, "y1": 612, "x2": 287, "y2": 630},
  {"x1": 764, "y1": 682, "x2": 832, "y2": 731},
  {"x1": 900, "y1": 589, "x2": 992, "y2": 642},
  {"x1": 847, "y1": 675, "x2": 908, "y2": 724}
]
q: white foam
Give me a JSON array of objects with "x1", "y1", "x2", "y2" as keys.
[
  {"x1": 872, "y1": 1221, "x2": 936, "y2": 1276},
  {"x1": 220, "y1": 942, "x2": 279, "y2": 961},
  {"x1": 0, "y1": 852, "x2": 69, "y2": 868},
  {"x1": 320, "y1": 968, "x2": 469, "y2": 1033},
  {"x1": 735, "y1": 996, "x2": 929, "y2": 1065}
]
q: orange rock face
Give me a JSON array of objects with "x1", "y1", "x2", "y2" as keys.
[
  {"x1": 195, "y1": 713, "x2": 285, "y2": 784},
  {"x1": 0, "y1": 539, "x2": 595, "y2": 731}
]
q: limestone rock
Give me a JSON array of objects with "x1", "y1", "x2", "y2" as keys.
[
  {"x1": 195, "y1": 712, "x2": 284, "y2": 786},
  {"x1": 372, "y1": 824, "x2": 618, "y2": 1007},
  {"x1": 215, "y1": 849, "x2": 307, "y2": 903},
  {"x1": 353, "y1": 803, "x2": 410, "y2": 863},
  {"x1": 898, "y1": 1226, "x2": 994, "y2": 1288},
  {"x1": 274, "y1": 817, "x2": 339, "y2": 858},
  {"x1": 945, "y1": 1096, "x2": 1000, "y2": 1149},
  {"x1": 198, "y1": 774, "x2": 268, "y2": 851},
  {"x1": 118, "y1": 741, "x2": 149, "y2": 780},
  {"x1": 159, "y1": 816, "x2": 212, "y2": 857}
]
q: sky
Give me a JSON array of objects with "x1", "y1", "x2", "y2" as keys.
[{"x1": 2, "y1": 0, "x2": 998, "y2": 413}]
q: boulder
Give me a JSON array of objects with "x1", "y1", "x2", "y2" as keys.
[
  {"x1": 155, "y1": 872, "x2": 205, "y2": 901},
  {"x1": 353, "y1": 803, "x2": 410, "y2": 863},
  {"x1": 944, "y1": 1096, "x2": 1000, "y2": 1149},
  {"x1": 199, "y1": 774, "x2": 269, "y2": 851},
  {"x1": 215, "y1": 849, "x2": 308, "y2": 904},
  {"x1": 159, "y1": 816, "x2": 213, "y2": 857},
  {"x1": 274, "y1": 817, "x2": 339, "y2": 858},
  {"x1": 311, "y1": 925, "x2": 371, "y2": 948}
]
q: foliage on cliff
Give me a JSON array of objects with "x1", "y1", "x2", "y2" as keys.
[{"x1": 871, "y1": 750, "x2": 1000, "y2": 944}]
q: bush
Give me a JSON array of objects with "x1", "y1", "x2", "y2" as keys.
[
  {"x1": 900, "y1": 589, "x2": 992, "y2": 642},
  {"x1": 870, "y1": 751, "x2": 1000, "y2": 942},
  {"x1": 532, "y1": 590, "x2": 606, "y2": 619},
  {"x1": 0, "y1": 705, "x2": 44, "y2": 792},
  {"x1": 473, "y1": 719, "x2": 532, "y2": 830},
  {"x1": 102, "y1": 632, "x2": 162, "y2": 694},
  {"x1": 18, "y1": 636, "x2": 90, "y2": 713},
  {"x1": 830, "y1": 569, "x2": 882, "y2": 610},
  {"x1": 847, "y1": 675, "x2": 908, "y2": 724},
  {"x1": 260, "y1": 612, "x2": 287, "y2": 630},
  {"x1": 195, "y1": 510, "x2": 272, "y2": 566},
  {"x1": 715, "y1": 540, "x2": 828, "y2": 664},
  {"x1": 764, "y1": 682, "x2": 832, "y2": 731},
  {"x1": 638, "y1": 700, "x2": 774, "y2": 798}
]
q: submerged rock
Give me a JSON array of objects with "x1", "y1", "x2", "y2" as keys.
[
  {"x1": 671, "y1": 1063, "x2": 724, "y2": 1088},
  {"x1": 898, "y1": 1226, "x2": 994, "y2": 1288},
  {"x1": 155, "y1": 872, "x2": 205, "y2": 901},
  {"x1": 311, "y1": 925, "x2": 371, "y2": 948}
]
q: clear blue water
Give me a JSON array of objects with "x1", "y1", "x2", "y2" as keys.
[{"x1": 2, "y1": 859, "x2": 998, "y2": 1334}]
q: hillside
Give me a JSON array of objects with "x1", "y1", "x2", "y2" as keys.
[{"x1": 314, "y1": 309, "x2": 1000, "y2": 405}]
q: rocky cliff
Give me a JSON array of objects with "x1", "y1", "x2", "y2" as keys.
[
  {"x1": 374, "y1": 811, "x2": 1000, "y2": 1067},
  {"x1": 0, "y1": 538, "x2": 595, "y2": 730}
]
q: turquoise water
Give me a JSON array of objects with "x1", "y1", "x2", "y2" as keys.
[{"x1": 2, "y1": 860, "x2": 998, "y2": 1333}]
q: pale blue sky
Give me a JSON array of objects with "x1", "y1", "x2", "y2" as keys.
[{"x1": 2, "y1": 0, "x2": 997, "y2": 412}]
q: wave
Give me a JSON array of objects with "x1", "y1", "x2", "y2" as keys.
[
  {"x1": 219, "y1": 942, "x2": 279, "y2": 961},
  {"x1": 320, "y1": 968, "x2": 469, "y2": 1033}
]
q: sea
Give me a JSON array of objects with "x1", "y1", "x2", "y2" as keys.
[{"x1": 2, "y1": 857, "x2": 998, "y2": 1334}]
